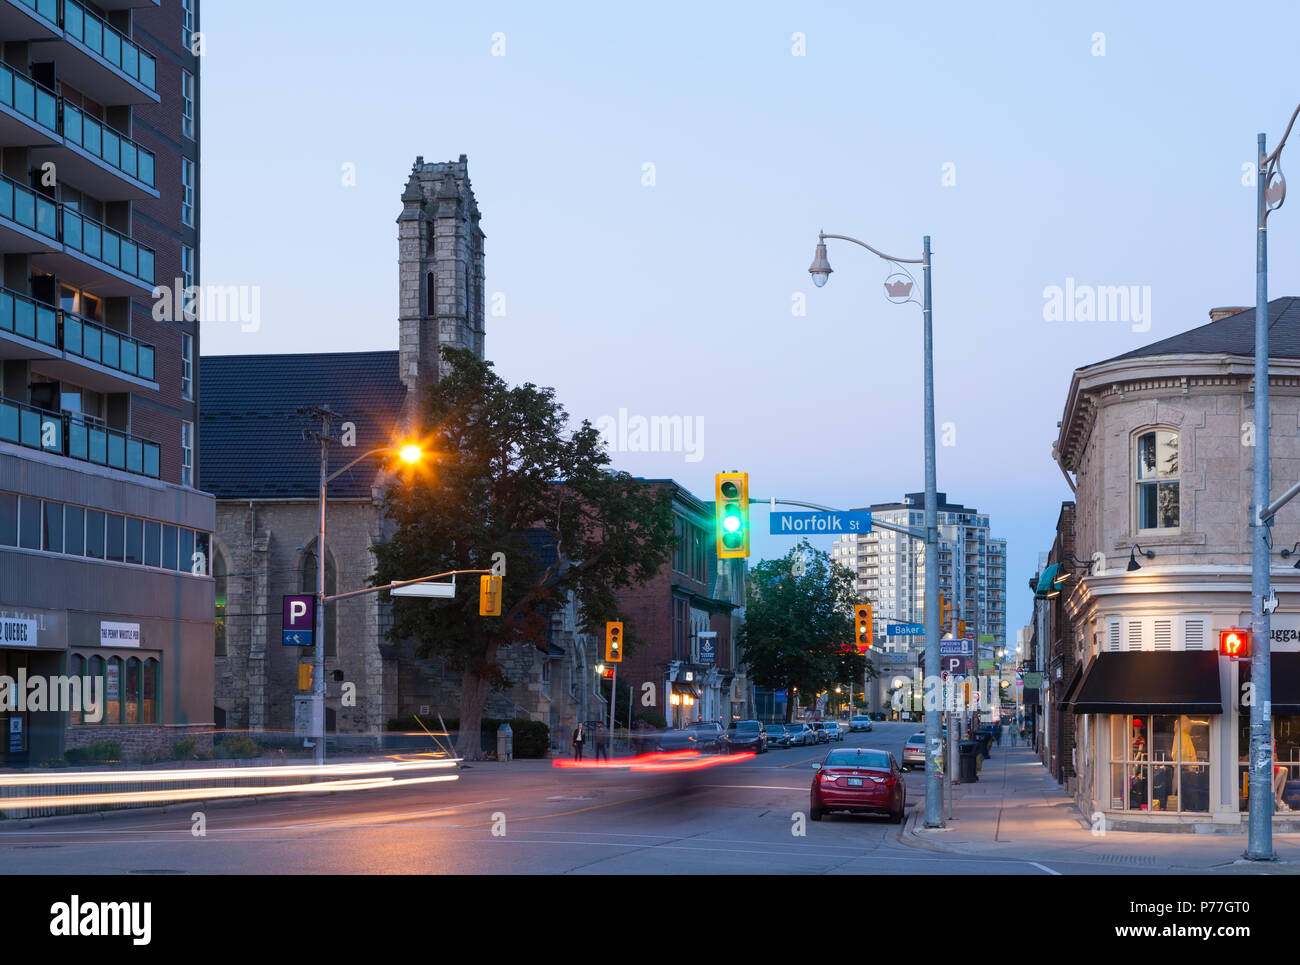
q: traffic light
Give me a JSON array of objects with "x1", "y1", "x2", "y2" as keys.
[
  {"x1": 605, "y1": 621, "x2": 623, "y2": 663},
  {"x1": 940, "y1": 593, "x2": 952, "y2": 633},
  {"x1": 714, "y1": 472, "x2": 750, "y2": 558},
  {"x1": 479, "y1": 574, "x2": 502, "y2": 616},
  {"x1": 1219, "y1": 628, "x2": 1251, "y2": 658},
  {"x1": 855, "y1": 604, "x2": 873, "y2": 651},
  {"x1": 958, "y1": 620, "x2": 967, "y2": 639},
  {"x1": 297, "y1": 663, "x2": 312, "y2": 691}
]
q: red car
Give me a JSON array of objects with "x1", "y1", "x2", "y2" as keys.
[{"x1": 810, "y1": 747, "x2": 906, "y2": 823}]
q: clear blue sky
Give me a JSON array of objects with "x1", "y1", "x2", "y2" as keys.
[{"x1": 200, "y1": 0, "x2": 1300, "y2": 636}]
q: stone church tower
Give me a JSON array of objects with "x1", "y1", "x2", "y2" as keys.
[{"x1": 397, "y1": 154, "x2": 486, "y2": 414}]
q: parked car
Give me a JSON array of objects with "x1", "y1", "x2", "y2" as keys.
[
  {"x1": 850, "y1": 715, "x2": 873, "y2": 733},
  {"x1": 810, "y1": 722, "x2": 832, "y2": 744},
  {"x1": 765, "y1": 723, "x2": 790, "y2": 747},
  {"x1": 726, "y1": 720, "x2": 768, "y2": 754},
  {"x1": 871, "y1": 711, "x2": 888, "y2": 721},
  {"x1": 785, "y1": 722, "x2": 816, "y2": 746},
  {"x1": 824, "y1": 722, "x2": 844, "y2": 741},
  {"x1": 810, "y1": 747, "x2": 906, "y2": 822},
  {"x1": 634, "y1": 721, "x2": 727, "y2": 754},
  {"x1": 902, "y1": 733, "x2": 927, "y2": 768}
]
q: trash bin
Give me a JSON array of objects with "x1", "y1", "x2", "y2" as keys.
[
  {"x1": 497, "y1": 722, "x2": 513, "y2": 762},
  {"x1": 974, "y1": 729, "x2": 993, "y2": 759},
  {"x1": 958, "y1": 741, "x2": 979, "y2": 783}
]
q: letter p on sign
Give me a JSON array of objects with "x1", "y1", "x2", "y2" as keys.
[{"x1": 283, "y1": 594, "x2": 315, "y2": 631}]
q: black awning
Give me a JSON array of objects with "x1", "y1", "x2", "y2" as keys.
[
  {"x1": 1060, "y1": 664, "x2": 1084, "y2": 708},
  {"x1": 1238, "y1": 654, "x2": 1300, "y2": 713},
  {"x1": 1072, "y1": 651, "x2": 1223, "y2": 715},
  {"x1": 1023, "y1": 685, "x2": 1040, "y2": 707}
]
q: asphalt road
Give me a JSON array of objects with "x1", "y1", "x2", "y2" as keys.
[{"x1": 0, "y1": 721, "x2": 994, "y2": 875}]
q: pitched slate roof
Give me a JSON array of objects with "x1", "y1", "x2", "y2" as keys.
[
  {"x1": 1099, "y1": 297, "x2": 1300, "y2": 364},
  {"x1": 199, "y1": 351, "x2": 406, "y2": 499}
]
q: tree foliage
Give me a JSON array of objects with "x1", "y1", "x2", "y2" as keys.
[
  {"x1": 372, "y1": 348, "x2": 675, "y2": 758},
  {"x1": 738, "y1": 540, "x2": 873, "y2": 718}
]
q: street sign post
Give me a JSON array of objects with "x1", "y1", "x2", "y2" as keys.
[{"x1": 769, "y1": 511, "x2": 872, "y2": 535}]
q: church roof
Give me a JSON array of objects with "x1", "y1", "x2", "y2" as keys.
[{"x1": 199, "y1": 351, "x2": 406, "y2": 500}]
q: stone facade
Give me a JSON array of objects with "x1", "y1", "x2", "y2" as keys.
[{"x1": 1052, "y1": 304, "x2": 1300, "y2": 829}]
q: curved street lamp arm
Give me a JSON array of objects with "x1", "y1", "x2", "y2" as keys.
[
  {"x1": 326, "y1": 446, "x2": 393, "y2": 484},
  {"x1": 1265, "y1": 101, "x2": 1300, "y2": 170},
  {"x1": 819, "y1": 232, "x2": 924, "y2": 265}
]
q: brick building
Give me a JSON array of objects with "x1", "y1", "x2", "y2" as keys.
[
  {"x1": 614, "y1": 480, "x2": 748, "y2": 729},
  {"x1": 0, "y1": 0, "x2": 212, "y2": 761}
]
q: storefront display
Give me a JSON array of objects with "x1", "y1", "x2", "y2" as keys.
[{"x1": 1109, "y1": 714, "x2": 1210, "y2": 813}]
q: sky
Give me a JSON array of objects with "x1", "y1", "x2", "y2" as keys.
[{"x1": 199, "y1": 0, "x2": 1300, "y2": 639}]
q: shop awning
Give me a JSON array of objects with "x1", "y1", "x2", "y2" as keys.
[
  {"x1": 1034, "y1": 564, "x2": 1061, "y2": 597},
  {"x1": 1059, "y1": 664, "x2": 1084, "y2": 709},
  {"x1": 1238, "y1": 654, "x2": 1300, "y2": 713},
  {"x1": 671, "y1": 682, "x2": 701, "y2": 698},
  {"x1": 1071, "y1": 651, "x2": 1222, "y2": 715}
]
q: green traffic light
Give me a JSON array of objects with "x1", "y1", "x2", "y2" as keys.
[{"x1": 723, "y1": 512, "x2": 741, "y2": 533}]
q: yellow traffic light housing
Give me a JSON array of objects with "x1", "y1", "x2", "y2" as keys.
[
  {"x1": 297, "y1": 663, "x2": 313, "y2": 691},
  {"x1": 940, "y1": 593, "x2": 952, "y2": 634},
  {"x1": 479, "y1": 574, "x2": 502, "y2": 616},
  {"x1": 855, "y1": 604, "x2": 873, "y2": 651},
  {"x1": 714, "y1": 472, "x2": 750, "y2": 559},
  {"x1": 958, "y1": 620, "x2": 967, "y2": 639},
  {"x1": 605, "y1": 621, "x2": 623, "y2": 663}
]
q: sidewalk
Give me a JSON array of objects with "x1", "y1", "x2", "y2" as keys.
[{"x1": 901, "y1": 741, "x2": 1300, "y2": 873}]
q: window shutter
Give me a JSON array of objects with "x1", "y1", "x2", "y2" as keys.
[
  {"x1": 1126, "y1": 618, "x2": 1145, "y2": 652},
  {"x1": 1153, "y1": 618, "x2": 1174, "y2": 651},
  {"x1": 1183, "y1": 616, "x2": 1207, "y2": 651},
  {"x1": 1107, "y1": 620, "x2": 1121, "y2": 652}
]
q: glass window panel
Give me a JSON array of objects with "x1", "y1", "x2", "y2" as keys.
[
  {"x1": 105, "y1": 657, "x2": 121, "y2": 724},
  {"x1": 143, "y1": 442, "x2": 159, "y2": 478},
  {"x1": 139, "y1": 151, "x2": 154, "y2": 187},
  {"x1": 126, "y1": 437, "x2": 142, "y2": 474},
  {"x1": 121, "y1": 43, "x2": 138, "y2": 83},
  {"x1": 1110, "y1": 763, "x2": 1127, "y2": 810},
  {"x1": 14, "y1": 297, "x2": 34, "y2": 338},
  {"x1": 0, "y1": 290, "x2": 11, "y2": 330},
  {"x1": 0, "y1": 180, "x2": 11, "y2": 220},
  {"x1": 1126, "y1": 762, "x2": 1149, "y2": 811},
  {"x1": 107, "y1": 431, "x2": 124, "y2": 468},
  {"x1": 85, "y1": 509, "x2": 104, "y2": 558},
  {"x1": 178, "y1": 529, "x2": 194, "y2": 573},
  {"x1": 36, "y1": 89, "x2": 55, "y2": 130},
  {"x1": 120, "y1": 242, "x2": 136, "y2": 278},
  {"x1": 1157, "y1": 482, "x2": 1180, "y2": 528},
  {"x1": 84, "y1": 119, "x2": 101, "y2": 158},
  {"x1": 1151, "y1": 763, "x2": 1176, "y2": 812},
  {"x1": 83, "y1": 222, "x2": 100, "y2": 259},
  {"x1": 85, "y1": 17, "x2": 102, "y2": 55},
  {"x1": 105, "y1": 513, "x2": 124, "y2": 561},
  {"x1": 43, "y1": 501, "x2": 62, "y2": 553},
  {"x1": 64, "y1": 505, "x2": 84, "y2": 556},
  {"x1": 13, "y1": 76, "x2": 33, "y2": 119},
  {"x1": 125, "y1": 516, "x2": 143, "y2": 564},
  {"x1": 36, "y1": 305, "x2": 55, "y2": 346},
  {"x1": 1180, "y1": 765, "x2": 1209, "y2": 813},
  {"x1": 0, "y1": 66, "x2": 11, "y2": 107},
  {"x1": 102, "y1": 129, "x2": 120, "y2": 168},
  {"x1": 101, "y1": 331, "x2": 119, "y2": 369},
  {"x1": 65, "y1": 2, "x2": 82, "y2": 39},
  {"x1": 102, "y1": 231, "x2": 119, "y2": 268},
  {"x1": 0, "y1": 492, "x2": 16, "y2": 545},
  {"x1": 140, "y1": 53, "x2": 155, "y2": 90},
  {"x1": 88, "y1": 656, "x2": 104, "y2": 725},
  {"x1": 15, "y1": 187, "x2": 33, "y2": 228},
  {"x1": 144, "y1": 520, "x2": 160, "y2": 567},
  {"x1": 125, "y1": 658, "x2": 139, "y2": 724},
  {"x1": 120, "y1": 339, "x2": 136, "y2": 376},
  {"x1": 142, "y1": 659, "x2": 157, "y2": 723},
  {"x1": 162, "y1": 524, "x2": 177, "y2": 570},
  {"x1": 36, "y1": 196, "x2": 55, "y2": 238},
  {"x1": 69, "y1": 654, "x2": 84, "y2": 725},
  {"x1": 64, "y1": 105, "x2": 82, "y2": 145},
  {"x1": 194, "y1": 531, "x2": 210, "y2": 576},
  {"x1": 1151, "y1": 715, "x2": 1176, "y2": 764},
  {"x1": 138, "y1": 248, "x2": 153, "y2": 284},
  {"x1": 121, "y1": 142, "x2": 136, "y2": 178},
  {"x1": 1139, "y1": 483, "x2": 1158, "y2": 530},
  {"x1": 68, "y1": 420, "x2": 87, "y2": 460},
  {"x1": 18, "y1": 496, "x2": 40, "y2": 549},
  {"x1": 64, "y1": 210, "x2": 82, "y2": 252}
]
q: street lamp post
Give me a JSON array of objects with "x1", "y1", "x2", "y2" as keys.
[
  {"x1": 305, "y1": 404, "x2": 422, "y2": 767},
  {"x1": 810, "y1": 231, "x2": 943, "y2": 828}
]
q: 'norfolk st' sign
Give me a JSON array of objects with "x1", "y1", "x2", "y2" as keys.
[{"x1": 770, "y1": 511, "x2": 872, "y2": 535}]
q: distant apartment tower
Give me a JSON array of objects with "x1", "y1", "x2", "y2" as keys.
[
  {"x1": 831, "y1": 492, "x2": 1007, "y2": 653},
  {"x1": 0, "y1": 1, "x2": 210, "y2": 763}
]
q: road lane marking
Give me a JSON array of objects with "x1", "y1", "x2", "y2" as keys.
[
  {"x1": 460, "y1": 789, "x2": 675, "y2": 829},
  {"x1": 1027, "y1": 861, "x2": 1061, "y2": 875},
  {"x1": 696, "y1": 784, "x2": 805, "y2": 791}
]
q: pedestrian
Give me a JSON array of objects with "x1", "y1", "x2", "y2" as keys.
[
  {"x1": 572, "y1": 722, "x2": 585, "y2": 760},
  {"x1": 594, "y1": 725, "x2": 609, "y2": 761}
]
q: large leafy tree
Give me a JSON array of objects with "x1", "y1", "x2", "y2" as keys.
[
  {"x1": 738, "y1": 540, "x2": 869, "y2": 720},
  {"x1": 372, "y1": 348, "x2": 674, "y2": 759}
]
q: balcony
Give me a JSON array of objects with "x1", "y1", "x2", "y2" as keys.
[
  {"x1": 31, "y1": 0, "x2": 159, "y2": 105},
  {"x1": 0, "y1": 285, "x2": 156, "y2": 391},
  {"x1": 0, "y1": 60, "x2": 60, "y2": 144},
  {"x1": 0, "y1": 169, "x2": 60, "y2": 252},
  {"x1": 17, "y1": 202, "x2": 155, "y2": 295},
  {"x1": 31, "y1": 101, "x2": 157, "y2": 199},
  {"x1": 0, "y1": 396, "x2": 160, "y2": 478},
  {"x1": 0, "y1": 0, "x2": 60, "y2": 40}
]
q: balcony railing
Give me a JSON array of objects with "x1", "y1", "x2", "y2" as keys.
[
  {"x1": 0, "y1": 285, "x2": 155, "y2": 380},
  {"x1": 0, "y1": 169, "x2": 57, "y2": 239},
  {"x1": 13, "y1": 0, "x2": 58, "y2": 26},
  {"x1": 62, "y1": 101, "x2": 155, "y2": 187},
  {"x1": 0, "y1": 60, "x2": 57, "y2": 134},
  {"x1": 60, "y1": 206, "x2": 153, "y2": 285},
  {"x1": 0, "y1": 397, "x2": 160, "y2": 478},
  {"x1": 62, "y1": 0, "x2": 156, "y2": 91}
]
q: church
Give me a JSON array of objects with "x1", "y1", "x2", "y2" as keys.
[{"x1": 201, "y1": 157, "x2": 596, "y2": 743}]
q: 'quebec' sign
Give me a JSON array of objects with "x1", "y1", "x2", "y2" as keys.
[{"x1": 769, "y1": 511, "x2": 872, "y2": 535}]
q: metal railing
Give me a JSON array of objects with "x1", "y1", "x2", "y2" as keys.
[
  {"x1": 60, "y1": 205, "x2": 154, "y2": 285},
  {"x1": 0, "y1": 168, "x2": 57, "y2": 240},
  {"x1": 62, "y1": 101, "x2": 155, "y2": 187},
  {"x1": 0, "y1": 60, "x2": 57, "y2": 134},
  {"x1": 62, "y1": 0, "x2": 156, "y2": 91},
  {"x1": 0, "y1": 285, "x2": 155, "y2": 380},
  {"x1": 12, "y1": 0, "x2": 58, "y2": 26},
  {"x1": 0, "y1": 397, "x2": 160, "y2": 478}
]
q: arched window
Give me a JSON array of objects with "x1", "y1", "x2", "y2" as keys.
[
  {"x1": 143, "y1": 658, "x2": 159, "y2": 723},
  {"x1": 214, "y1": 546, "x2": 228, "y2": 657},
  {"x1": 105, "y1": 656, "x2": 122, "y2": 724},
  {"x1": 300, "y1": 541, "x2": 337, "y2": 657},
  {"x1": 426, "y1": 271, "x2": 435, "y2": 316},
  {"x1": 125, "y1": 657, "x2": 140, "y2": 723},
  {"x1": 88, "y1": 655, "x2": 104, "y2": 725},
  {"x1": 69, "y1": 654, "x2": 84, "y2": 725},
  {"x1": 1135, "y1": 429, "x2": 1180, "y2": 532}
]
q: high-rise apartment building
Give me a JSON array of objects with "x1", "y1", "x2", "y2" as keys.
[
  {"x1": 832, "y1": 492, "x2": 1007, "y2": 654},
  {"x1": 0, "y1": 1, "x2": 210, "y2": 762}
]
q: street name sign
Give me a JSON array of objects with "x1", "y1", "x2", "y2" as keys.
[
  {"x1": 940, "y1": 639, "x2": 974, "y2": 656},
  {"x1": 887, "y1": 623, "x2": 925, "y2": 636},
  {"x1": 769, "y1": 511, "x2": 872, "y2": 535}
]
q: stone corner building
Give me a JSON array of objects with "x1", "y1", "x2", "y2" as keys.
[
  {"x1": 1048, "y1": 298, "x2": 1300, "y2": 830},
  {"x1": 200, "y1": 157, "x2": 487, "y2": 738}
]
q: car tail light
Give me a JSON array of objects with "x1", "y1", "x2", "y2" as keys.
[{"x1": 819, "y1": 771, "x2": 839, "y2": 783}]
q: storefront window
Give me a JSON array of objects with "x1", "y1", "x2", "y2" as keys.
[
  {"x1": 68, "y1": 654, "x2": 84, "y2": 725},
  {"x1": 125, "y1": 657, "x2": 140, "y2": 723},
  {"x1": 105, "y1": 656, "x2": 121, "y2": 723},
  {"x1": 87, "y1": 656, "x2": 104, "y2": 725},
  {"x1": 143, "y1": 658, "x2": 158, "y2": 723},
  {"x1": 1238, "y1": 715, "x2": 1300, "y2": 812},
  {"x1": 1110, "y1": 714, "x2": 1210, "y2": 813}
]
